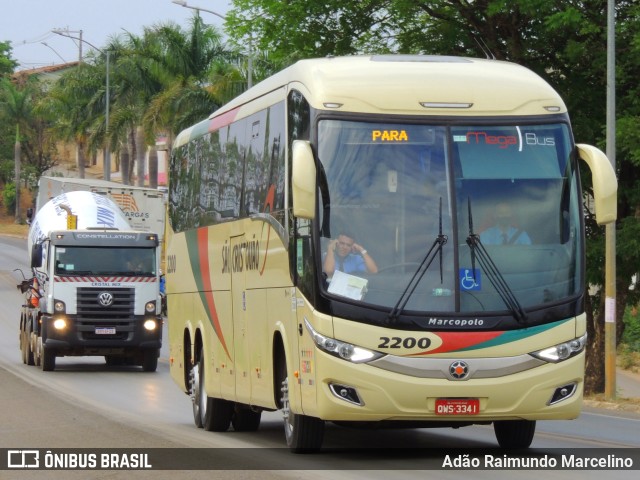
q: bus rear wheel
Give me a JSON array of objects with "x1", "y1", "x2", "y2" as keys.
[
  {"x1": 191, "y1": 355, "x2": 233, "y2": 432},
  {"x1": 281, "y1": 377, "x2": 324, "y2": 452},
  {"x1": 232, "y1": 405, "x2": 262, "y2": 431},
  {"x1": 493, "y1": 420, "x2": 536, "y2": 448}
]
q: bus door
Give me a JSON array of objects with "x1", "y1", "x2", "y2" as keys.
[{"x1": 291, "y1": 219, "x2": 318, "y2": 414}]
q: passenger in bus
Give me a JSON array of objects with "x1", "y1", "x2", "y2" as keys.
[
  {"x1": 480, "y1": 203, "x2": 531, "y2": 245},
  {"x1": 323, "y1": 231, "x2": 378, "y2": 275}
]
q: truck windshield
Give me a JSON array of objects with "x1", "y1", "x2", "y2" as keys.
[
  {"x1": 317, "y1": 120, "x2": 581, "y2": 316},
  {"x1": 54, "y1": 247, "x2": 157, "y2": 276}
]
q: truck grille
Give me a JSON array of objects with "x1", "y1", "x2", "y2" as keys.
[{"x1": 76, "y1": 287, "x2": 135, "y2": 341}]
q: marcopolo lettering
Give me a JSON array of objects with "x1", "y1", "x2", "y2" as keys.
[{"x1": 428, "y1": 318, "x2": 484, "y2": 327}]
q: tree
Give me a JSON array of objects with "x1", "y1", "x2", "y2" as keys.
[
  {"x1": 41, "y1": 62, "x2": 105, "y2": 180},
  {"x1": 0, "y1": 76, "x2": 39, "y2": 222},
  {"x1": 138, "y1": 15, "x2": 235, "y2": 135},
  {"x1": 0, "y1": 41, "x2": 18, "y2": 78}
]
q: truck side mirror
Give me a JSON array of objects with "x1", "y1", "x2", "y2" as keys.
[
  {"x1": 291, "y1": 140, "x2": 316, "y2": 220},
  {"x1": 31, "y1": 243, "x2": 43, "y2": 269},
  {"x1": 26, "y1": 207, "x2": 34, "y2": 224}
]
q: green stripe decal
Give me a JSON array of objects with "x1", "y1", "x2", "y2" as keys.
[{"x1": 186, "y1": 228, "x2": 232, "y2": 360}]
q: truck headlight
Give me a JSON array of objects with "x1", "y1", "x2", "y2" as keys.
[
  {"x1": 531, "y1": 333, "x2": 587, "y2": 363},
  {"x1": 54, "y1": 300, "x2": 66, "y2": 313},
  {"x1": 145, "y1": 301, "x2": 156, "y2": 314},
  {"x1": 144, "y1": 319, "x2": 157, "y2": 331},
  {"x1": 53, "y1": 318, "x2": 67, "y2": 330},
  {"x1": 304, "y1": 318, "x2": 384, "y2": 364}
]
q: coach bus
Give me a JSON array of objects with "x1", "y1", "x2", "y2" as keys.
[{"x1": 166, "y1": 55, "x2": 617, "y2": 451}]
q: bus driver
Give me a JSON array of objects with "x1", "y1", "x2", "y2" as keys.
[{"x1": 323, "y1": 231, "x2": 378, "y2": 276}]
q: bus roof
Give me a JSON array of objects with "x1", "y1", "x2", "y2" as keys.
[{"x1": 174, "y1": 55, "x2": 566, "y2": 148}]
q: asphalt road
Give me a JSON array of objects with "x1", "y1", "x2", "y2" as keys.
[{"x1": 1, "y1": 234, "x2": 639, "y2": 480}]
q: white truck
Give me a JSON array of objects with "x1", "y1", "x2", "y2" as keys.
[
  {"x1": 36, "y1": 176, "x2": 165, "y2": 243},
  {"x1": 19, "y1": 190, "x2": 163, "y2": 372}
]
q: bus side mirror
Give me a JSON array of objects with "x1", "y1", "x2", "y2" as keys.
[
  {"x1": 577, "y1": 144, "x2": 617, "y2": 225},
  {"x1": 31, "y1": 243, "x2": 43, "y2": 269},
  {"x1": 292, "y1": 140, "x2": 316, "y2": 219}
]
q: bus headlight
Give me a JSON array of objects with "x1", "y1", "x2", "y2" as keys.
[
  {"x1": 531, "y1": 333, "x2": 587, "y2": 363},
  {"x1": 304, "y1": 318, "x2": 384, "y2": 364}
]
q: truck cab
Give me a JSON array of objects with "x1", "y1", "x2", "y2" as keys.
[{"x1": 21, "y1": 191, "x2": 163, "y2": 372}]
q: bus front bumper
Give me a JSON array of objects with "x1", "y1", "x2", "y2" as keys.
[{"x1": 298, "y1": 350, "x2": 584, "y2": 423}]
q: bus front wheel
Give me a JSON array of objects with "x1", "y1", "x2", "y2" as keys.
[
  {"x1": 281, "y1": 377, "x2": 324, "y2": 452},
  {"x1": 493, "y1": 420, "x2": 536, "y2": 448}
]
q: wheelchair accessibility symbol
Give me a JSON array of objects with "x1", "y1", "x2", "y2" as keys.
[{"x1": 460, "y1": 268, "x2": 481, "y2": 291}]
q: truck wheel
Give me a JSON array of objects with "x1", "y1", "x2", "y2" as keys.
[
  {"x1": 41, "y1": 345, "x2": 56, "y2": 372},
  {"x1": 105, "y1": 355, "x2": 123, "y2": 366},
  {"x1": 142, "y1": 349, "x2": 159, "y2": 372},
  {"x1": 25, "y1": 324, "x2": 35, "y2": 366},
  {"x1": 20, "y1": 324, "x2": 28, "y2": 364},
  {"x1": 281, "y1": 377, "x2": 324, "y2": 452},
  {"x1": 191, "y1": 355, "x2": 232, "y2": 431},
  {"x1": 494, "y1": 420, "x2": 536, "y2": 448},
  {"x1": 34, "y1": 336, "x2": 42, "y2": 367}
]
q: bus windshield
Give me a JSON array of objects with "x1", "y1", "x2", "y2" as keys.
[{"x1": 317, "y1": 120, "x2": 581, "y2": 316}]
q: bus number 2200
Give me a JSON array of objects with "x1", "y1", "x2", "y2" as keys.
[{"x1": 378, "y1": 336, "x2": 431, "y2": 349}]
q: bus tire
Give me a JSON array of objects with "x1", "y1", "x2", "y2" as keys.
[
  {"x1": 192, "y1": 355, "x2": 233, "y2": 432},
  {"x1": 493, "y1": 420, "x2": 536, "y2": 448},
  {"x1": 232, "y1": 406, "x2": 262, "y2": 432},
  {"x1": 142, "y1": 349, "x2": 158, "y2": 372},
  {"x1": 41, "y1": 345, "x2": 56, "y2": 372},
  {"x1": 189, "y1": 359, "x2": 204, "y2": 428},
  {"x1": 281, "y1": 377, "x2": 324, "y2": 453}
]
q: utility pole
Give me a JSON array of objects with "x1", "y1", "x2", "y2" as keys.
[
  {"x1": 604, "y1": 0, "x2": 617, "y2": 400},
  {"x1": 52, "y1": 28, "x2": 84, "y2": 63}
]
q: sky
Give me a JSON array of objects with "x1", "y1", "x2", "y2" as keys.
[{"x1": 1, "y1": 0, "x2": 231, "y2": 71}]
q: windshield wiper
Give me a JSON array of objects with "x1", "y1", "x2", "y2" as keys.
[
  {"x1": 465, "y1": 198, "x2": 527, "y2": 323},
  {"x1": 388, "y1": 198, "x2": 448, "y2": 323}
]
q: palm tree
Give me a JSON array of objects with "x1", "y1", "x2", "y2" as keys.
[
  {"x1": 0, "y1": 76, "x2": 38, "y2": 222},
  {"x1": 43, "y1": 62, "x2": 104, "y2": 180},
  {"x1": 139, "y1": 15, "x2": 239, "y2": 150}
]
